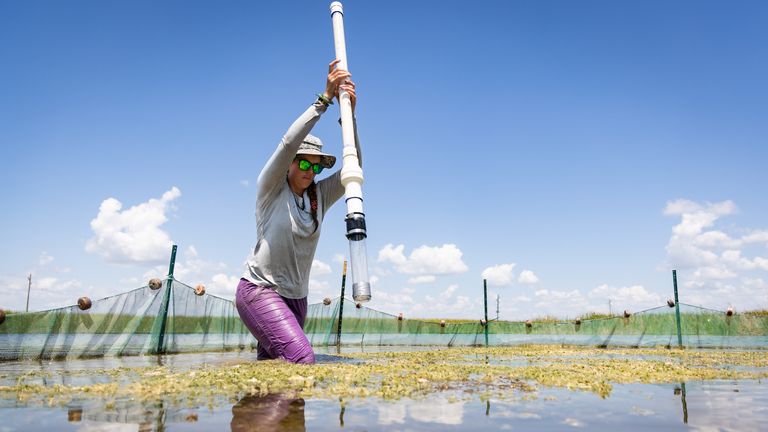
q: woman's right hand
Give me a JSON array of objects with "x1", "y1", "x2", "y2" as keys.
[{"x1": 322, "y1": 59, "x2": 351, "y2": 103}]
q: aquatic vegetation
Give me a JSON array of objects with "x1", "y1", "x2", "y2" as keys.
[{"x1": 1, "y1": 345, "x2": 766, "y2": 407}]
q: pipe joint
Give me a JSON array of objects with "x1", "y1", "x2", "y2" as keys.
[
  {"x1": 340, "y1": 163, "x2": 364, "y2": 186},
  {"x1": 345, "y1": 212, "x2": 367, "y2": 241}
]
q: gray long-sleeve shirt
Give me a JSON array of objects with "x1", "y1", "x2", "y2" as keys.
[{"x1": 243, "y1": 101, "x2": 361, "y2": 299}]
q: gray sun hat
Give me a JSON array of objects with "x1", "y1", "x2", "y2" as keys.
[{"x1": 297, "y1": 134, "x2": 336, "y2": 169}]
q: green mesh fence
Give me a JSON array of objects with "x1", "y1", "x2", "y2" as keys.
[
  {"x1": 306, "y1": 299, "x2": 768, "y2": 349},
  {"x1": 2, "y1": 281, "x2": 767, "y2": 361},
  {"x1": 0, "y1": 279, "x2": 254, "y2": 361}
]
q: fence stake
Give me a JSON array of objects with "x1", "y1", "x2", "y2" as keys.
[
  {"x1": 154, "y1": 244, "x2": 177, "y2": 354},
  {"x1": 673, "y1": 270, "x2": 683, "y2": 349},
  {"x1": 336, "y1": 260, "x2": 347, "y2": 347},
  {"x1": 483, "y1": 279, "x2": 489, "y2": 347}
]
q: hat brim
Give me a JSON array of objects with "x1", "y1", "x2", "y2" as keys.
[{"x1": 296, "y1": 149, "x2": 336, "y2": 169}]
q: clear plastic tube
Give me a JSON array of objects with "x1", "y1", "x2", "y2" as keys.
[{"x1": 349, "y1": 239, "x2": 371, "y2": 302}]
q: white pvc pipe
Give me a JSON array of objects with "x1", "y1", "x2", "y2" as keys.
[{"x1": 330, "y1": 1, "x2": 371, "y2": 302}]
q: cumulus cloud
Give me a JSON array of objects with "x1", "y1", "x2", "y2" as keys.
[
  {"x1": 407, "y1": 275, "x2": 436, "y2": 284},
  {"x1": 86, "y1": 187, "x2": 181, "y2": 264},
  {"x1": 664, "y1": 198, "x2": 768, "y2": 310},
  {"x1": 311, "y1": 260, "x2": 332, "y2": 276},
  {"x1": 482, "y1": 263, "x2": 516, "y2": 286},
  {"x1": 1, "y1": 273, "x2": 84, "y2": 311},
  {"x1": 39, "y1": 252, "x2": 54, "y2": 266},
  {"x1": 588, "y1": 284, "x2": 662, "y2": 311},
  {"x1": 141, "y1": 245, "x2": 238, "y2": 298},
  {"x1": 378, "y1": 243, "x2": 468, "y2": 275},
  {"x1": 518, "y1": 270, "x2": 539, "y2": 284},
  {"x1": 210, "y1": 273, "x2": 241, "y2": 297}
]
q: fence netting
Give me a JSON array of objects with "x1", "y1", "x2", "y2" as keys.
[{"x1": 1, "y1": 280, "x2": 766, "y2": 360}]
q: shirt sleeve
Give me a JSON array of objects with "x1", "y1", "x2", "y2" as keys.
[{"x1": 257, "y1": 101, "x2": 328, "y2": 201}]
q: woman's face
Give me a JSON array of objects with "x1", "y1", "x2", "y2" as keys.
[{"x1": 288, "y1": 154, "x2": 322, "y2": 193}]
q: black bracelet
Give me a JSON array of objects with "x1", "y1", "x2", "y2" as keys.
[{"x1": 316, "y1": 93, "x2": 334, "y2": 106}]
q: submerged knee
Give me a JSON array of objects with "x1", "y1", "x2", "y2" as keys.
[{"x1": 285, "y1": 347, "x2": 315, "y2": 364}]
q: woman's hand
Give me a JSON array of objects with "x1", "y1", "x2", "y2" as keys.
[
  {"x1": 340, "y1": 79, "x2": 356, "y2": 113},
  {"x1": 323, "y1": 59, "x2": 356, "y2": 112}
]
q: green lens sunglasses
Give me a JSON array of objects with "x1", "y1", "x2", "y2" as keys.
[{"x1": 297, "y1": 158, "x2": 324, "y2": 174}]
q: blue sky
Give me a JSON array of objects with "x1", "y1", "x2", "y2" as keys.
[{"x1": 2, "y1": 0, "x2": 767, "y2": 319}]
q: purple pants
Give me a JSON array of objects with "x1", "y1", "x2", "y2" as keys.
[{"x1": 235, "y1": 278, "x2": 315, "y2": 364}]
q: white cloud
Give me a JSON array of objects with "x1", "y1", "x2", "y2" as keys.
[
  {"x1": 240, "y1": 180, "x2": 250, "y2": 187},
  {"x1": 482, "y1": 263, "x2": 516, "y2": 286},
  {"x1": 141, "y1": 245, "x2": 238, "y2": 299},
  {"x1": 39, "y1": 252, "x2": 54, "y2": 266},
  {"x1": 210, "y1": 273, "x2": 240, "y2": 297},
  {"x1": 311, "y1": 259, "x2": 332, "y2": 276},
  {"x1": 663, "y1": 198, "x2": 768, "y2": 311},
  {"x1": 372, "y1": 290, "x2": 415, "y2": 313},
  {"x1": 86, "y1": 187, "x2": 181, "y2": 264},
  {"x1": 518, "y1": 270, "x2": 539, "y2": 284},
  {"x1": 588, "y1": 284, "x2": 662, "y2": 311},
  {"x1": 308, "y1": 279, "x2": 329, "y2": 293},
  {"x1": 440, "y1": 284, "x2": 457, "y2": 300},
  {"x1": 1, "y1": 272, "x2": 85, "y2": 312},
  {"x1": 407, "y1": 275, "x2": 436, "y2": 284},
  {"x1": 378, "y1": 243, "x2": 468, "y2": 275}
]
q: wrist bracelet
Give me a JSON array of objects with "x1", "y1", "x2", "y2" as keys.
[{"x1": 316, "y1": 93, "x2": 334, "y2": 106}]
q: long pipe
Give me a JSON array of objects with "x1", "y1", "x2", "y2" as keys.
[{"x1": 330, "y1": 2, "x2": 371, "y2": 302}]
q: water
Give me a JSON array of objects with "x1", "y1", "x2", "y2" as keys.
[
  {"x1": 1, "y1": 380, "x2": 765, "y2": 431},
  {"x1": 1, "y1": 350, "x2": 766, "y2": 431}
]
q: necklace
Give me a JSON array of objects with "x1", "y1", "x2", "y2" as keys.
[{"x1": 294, "y1": 192, "x2": 305, "y2": 210}]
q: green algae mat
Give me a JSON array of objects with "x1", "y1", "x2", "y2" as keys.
[{"x1": 2, "y1": 346, "x2": 766, "y2": 408}]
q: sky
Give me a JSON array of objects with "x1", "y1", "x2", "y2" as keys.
[{"x1": 1, "y1": 0, "x2": 767, "y2": 320}]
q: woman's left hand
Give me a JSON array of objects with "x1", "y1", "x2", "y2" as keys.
[{"x1": 339, "y1": 79, "x2": 356, "y2": 113}]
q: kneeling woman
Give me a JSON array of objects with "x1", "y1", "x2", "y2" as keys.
[{"x1": 235, "y1": 60, "x2": 360, "y2": 364}]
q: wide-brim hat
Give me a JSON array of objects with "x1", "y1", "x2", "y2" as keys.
[{"x1": 297, "y1": 134, "x2": 336, "y2": 169}]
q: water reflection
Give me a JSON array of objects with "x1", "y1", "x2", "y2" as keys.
[
  {"x1": 376, "y1": 398, "x2": 466, "y2": 425},
  {"x1": 675, "y1": 382, "x2": 688, "y2": 424},
  {"x1": 231, "y1": 393, "x2": 306, "y2": 432}
]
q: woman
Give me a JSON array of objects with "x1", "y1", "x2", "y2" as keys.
[{"x1": 235, "y1": 59, "x2": 360, "y2": 364}]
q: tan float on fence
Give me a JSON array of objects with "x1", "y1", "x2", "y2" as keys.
[
  {"x1": 667, "y1": 299, "x2": 676, "y2": 307},
  {"x1": 726, "y1": 306, "x2": 734, "y2": 317},
  {"x1": 77, "y1": 297, "x2": 92, "y2": 310},
  {"x1": 440, "y1": 319, "x2": 446, "y2": 328},
  {"x1": 323, "y1": 297, "x2": 332, "y2": 306},
  {"x1": 397, "y1": 312, "x2": 403, "y2": 321},
  {"x1": 194, "y1": 284, "x2": 206, "y2": 296},
  {"x1": 525, "y1": 320, "x2": 532, "y2": 329},
  {"x1": 480, "y1": 319, "x2": 488, "y2": 326},
  {"x1": 355, "y1": 302, "x2": 362, "y2": 309},
  {"x1": 624, "y1": 310, "x2": 632, "y2": 318},
  {"x1": 149, "y1": 278, "x2": 163, "y2": 290},
  {"x1": 574, "y1": 318, "x2": 582, "y2": 325}
]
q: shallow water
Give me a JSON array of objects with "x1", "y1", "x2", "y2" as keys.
[
  {"x1": 1, "y1": 380, "x2": 766, "y2": 431},
  {"x1": 1, "y1": 349, "x2": 766, "y2": 431}
]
